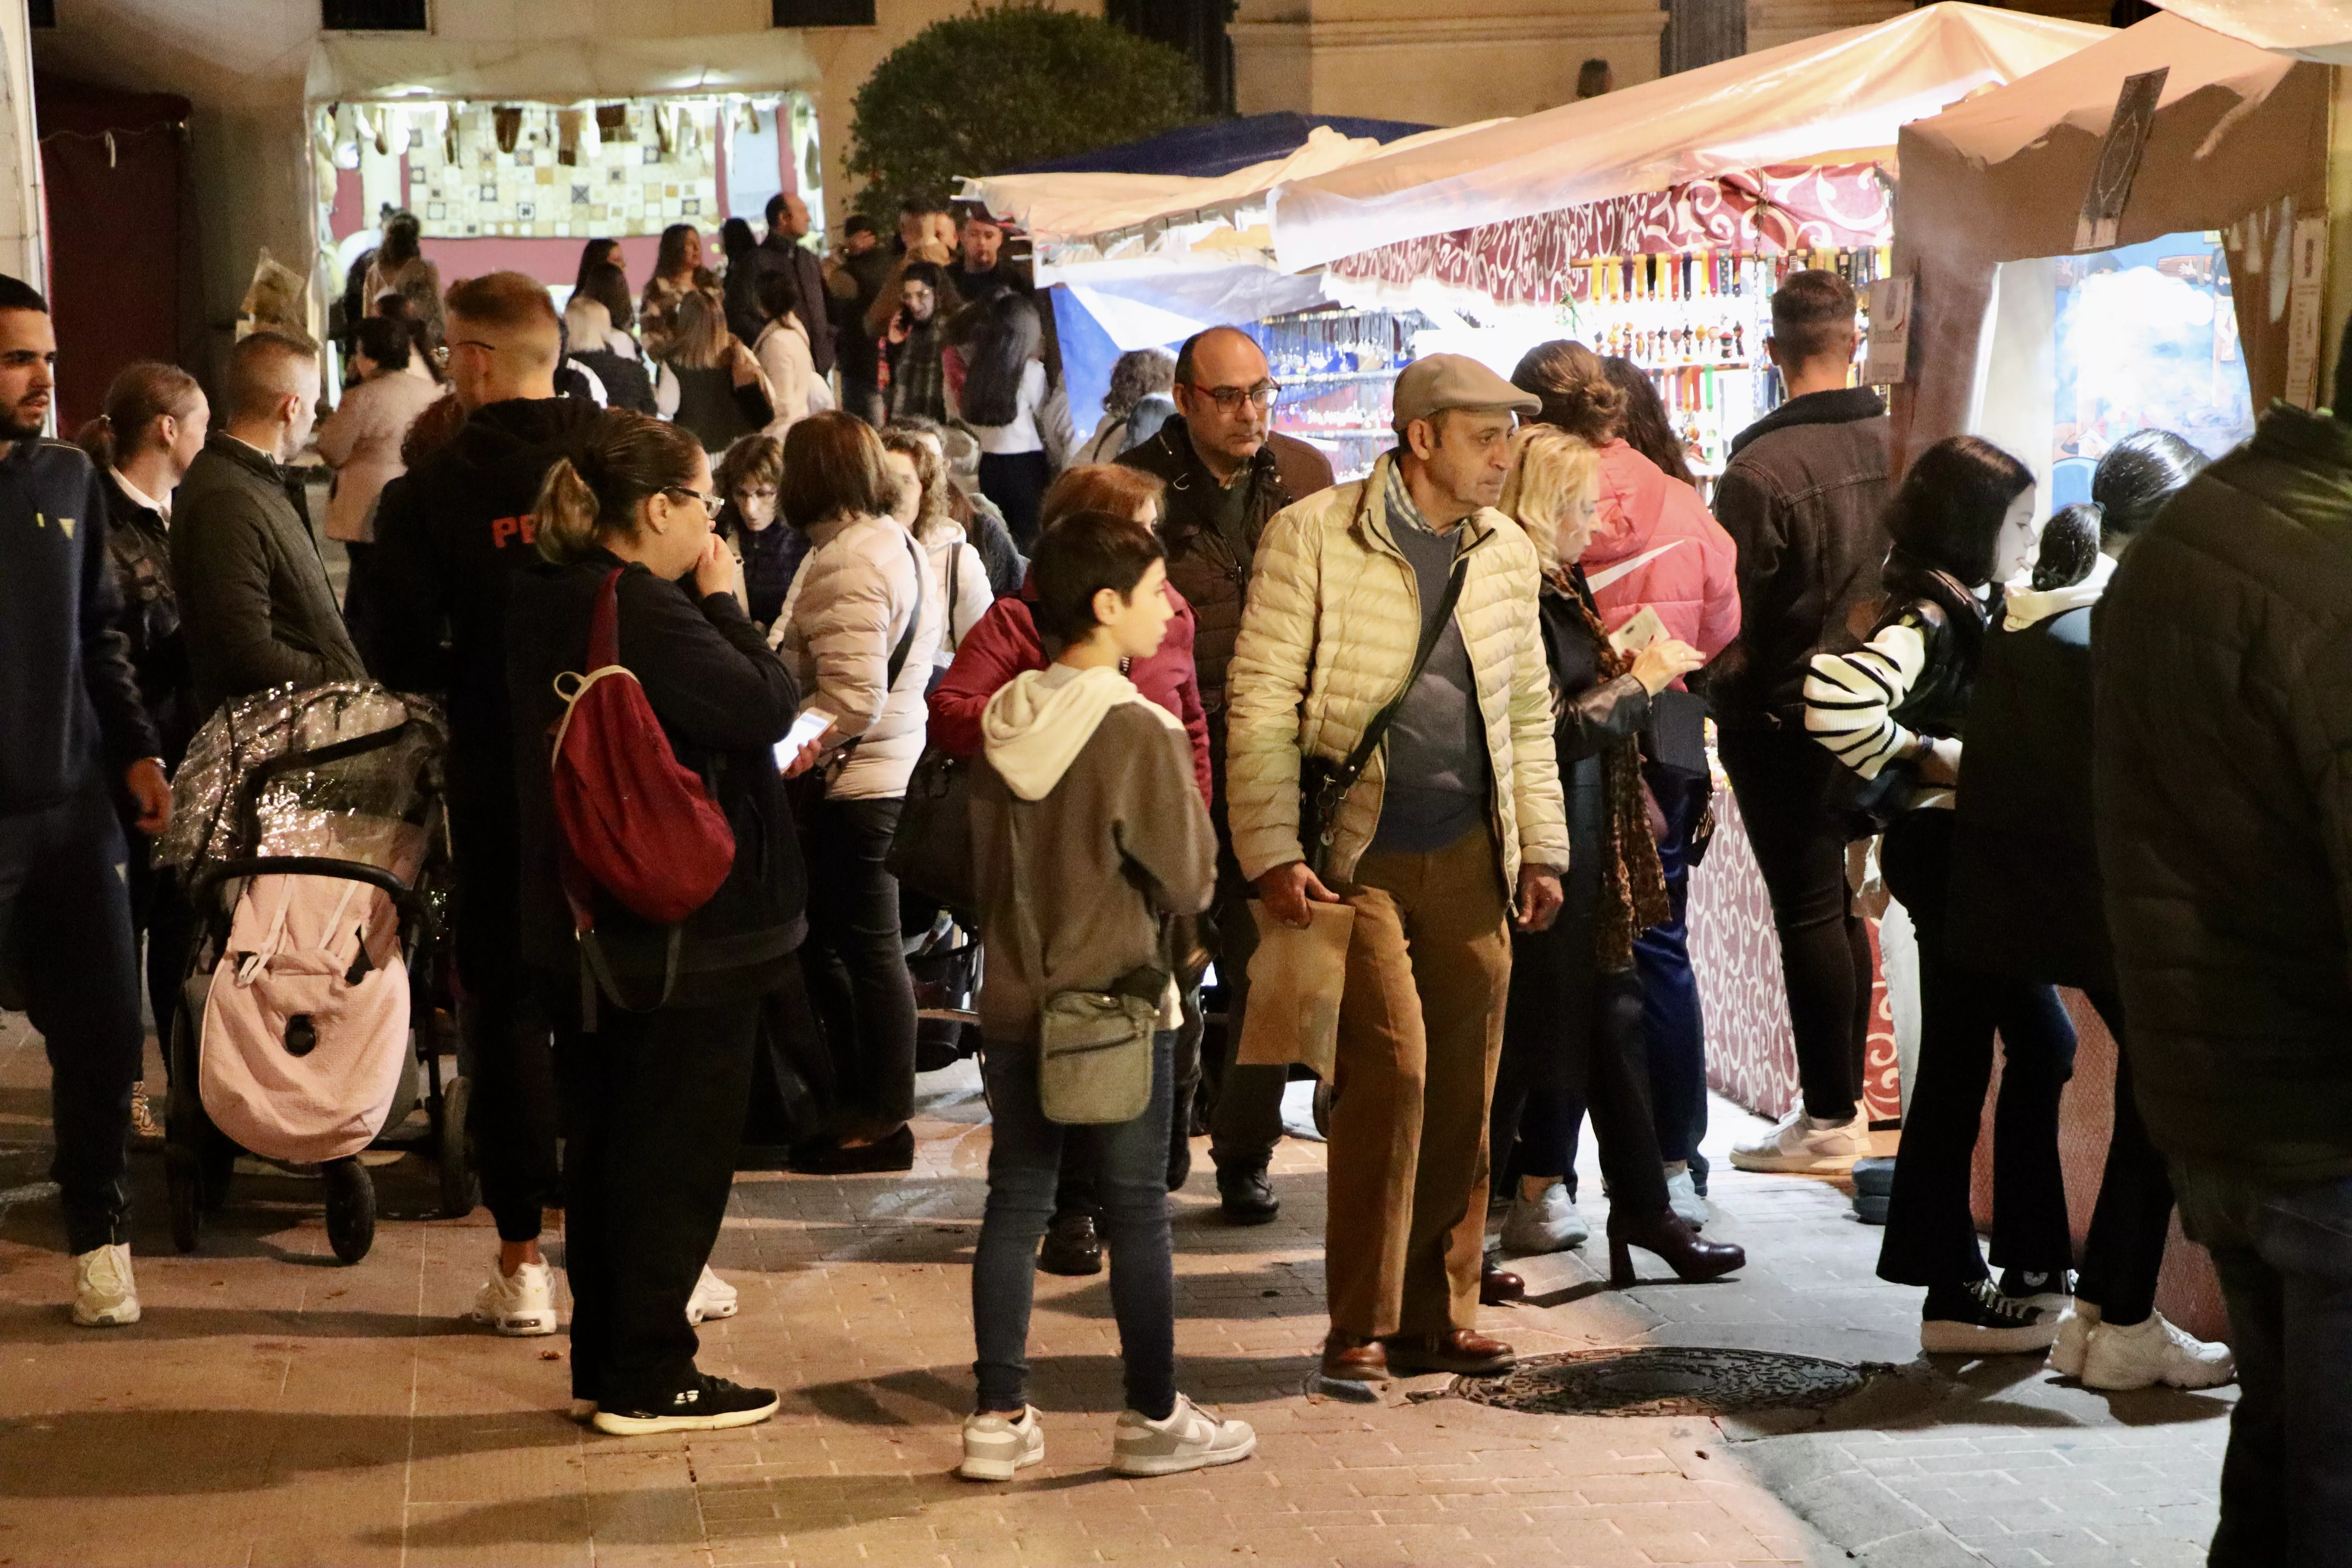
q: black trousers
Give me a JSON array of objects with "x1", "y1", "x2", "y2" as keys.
[
  {"x1": 450, "y1": 760, "x2": 563, "y2": 1245},
  {"x1": 1717, "y1": 728, "x2": 1873, "y2": 1121},
  {"x1": 799, "y1": 793, "x2": 917, "y2": 1140},
  {"x1": 0, "y1": 782, "x2": 143, "y2": 1255},
  {"x1": 2076, "y1": 990, "x2": 2177, "y2": 1327},
  {"x1": 123, "y1": 829, "x2": 193, "y2": 1060},
  {"x1": 546, "y1": 978, "x2": 760, "y2": 1407},
  {"x1": 978, "y1": 450, "x2": 1051, "y2": 552},
  {"x1": 1876, "y1": 809, "x2": 2077, "y2": 1287},
  {"x1": 1494, "y1": 960, "x2": 1672, "y2": 1224}
]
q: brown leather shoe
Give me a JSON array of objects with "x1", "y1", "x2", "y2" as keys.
[
  {"x1": 1319, "y1": 1332, "x2": 1390, "y2": 1383},
  {"x1": 1383, "y1": 1328, "x2": 1516, "y2": 1376},
  {"x1": 1480, "y1": 1263, "x2": 1525, "y2": 1305}
]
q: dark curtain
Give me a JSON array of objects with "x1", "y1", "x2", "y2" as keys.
[
  {"x1": 34, "y1": 77, "x2": 189, "y2": 436},
  {"x1": 1661, "y1": 0, "x2": 1747, "y2": 77}
]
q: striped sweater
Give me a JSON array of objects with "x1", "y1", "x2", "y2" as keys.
[{"x1": 1802, "y1": 607, "x2": 1956, "y2": 809}]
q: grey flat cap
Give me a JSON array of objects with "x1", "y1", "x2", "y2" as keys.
[{"x1": 1390, "y1": 353, "x2": 1543, "y2": 431}]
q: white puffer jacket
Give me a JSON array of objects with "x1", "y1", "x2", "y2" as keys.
[
  {"x1": 918, "y1": 514, "x2": 997, "y2": 668},
  {"x1": 1225, "y1": 452, "x2": 1570, "y2": 887},
  {"x1": 773, "y1": 512, "x2": 944, "y2": 800}
]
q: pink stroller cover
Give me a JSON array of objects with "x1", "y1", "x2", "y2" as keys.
[{"x1": 200, "y1": 873, "x2": 410, "y2": 1165}]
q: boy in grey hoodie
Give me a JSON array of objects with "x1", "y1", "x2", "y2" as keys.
[{"x1": 960, "y1": 508, "x2": 1250, "y2": 1481}]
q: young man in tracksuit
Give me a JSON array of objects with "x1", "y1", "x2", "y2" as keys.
[
  {"x1": 365, "y1": 272, "x2": 602, "y2": 1338},
  {"x1": 0, "y1": 274, "x2": 172, "y2": 1325}
]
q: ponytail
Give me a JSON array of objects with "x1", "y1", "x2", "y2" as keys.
[
  {"x1": 85, "y1": 360, "x2": 203, "y2": 474},
  {"x1": 533, "y1": 407, "x2": 704, "y2": 564},
  {"x1": 76, "y1": 412, "x2": 116, "y2": 469}
]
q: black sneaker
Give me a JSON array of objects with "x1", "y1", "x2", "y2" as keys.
[
  {"x1": 1919, "y1": 1279, "x2": 2058, "y2": 1356},
  {"x1": 592, "y1": 1374, "x2": 779, "y2": 1436},
  {"x1": 1038, "y1": 1212, "x2": 1103, "y2": 1276},
  {"x1": 1997, "y1": 1267, "x2": 2076, "y2": 1314},
  {"x1": 1215, "y1": 1165, "x2": 1279, "y2": 1225}
]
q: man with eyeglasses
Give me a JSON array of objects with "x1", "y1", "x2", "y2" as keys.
[
  {"x1": 1122, "y1": 326, "x2": 1334, "y2": 1224},
  {"x1": 368, "y1": 271, "x2": 606, "y2": 1343}
]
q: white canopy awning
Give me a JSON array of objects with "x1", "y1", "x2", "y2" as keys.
[
  {"x1": 305, "y1": 33, "x2": 822, "y2": 105},
  {"x1": 1269, "y1": 2, "x2": 2107, "y2": 272},
  {"x1": 2152, "y1": 0, "x2": 2352, "y2": 64}
]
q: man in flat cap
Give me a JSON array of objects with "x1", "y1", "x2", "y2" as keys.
[{"x1": 1225, "y1": 354, "x2": 1568, "y2": 1384}]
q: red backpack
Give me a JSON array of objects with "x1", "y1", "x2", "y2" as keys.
[{"x1": 550, "y1": 568, "x2": 736, "y2": 930}]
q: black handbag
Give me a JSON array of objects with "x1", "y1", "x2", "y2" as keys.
[
  {"x1": 1298, "y1": 544, "x2": 1469, "y2": 877},
  {"x1": 886, "y1": 744, "x2": 975, "y2": 915}
]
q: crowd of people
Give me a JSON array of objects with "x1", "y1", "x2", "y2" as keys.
[{"x1": 9, "y1": 201, "x2": 2352, "y2": 1553}]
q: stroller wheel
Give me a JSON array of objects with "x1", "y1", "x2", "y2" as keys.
[
  {"x1": 436, "y1": 1075, "x2": 479, "y2": 1220},
  {"x1": 323, "y1": 1157, "x2": 376, "y2": 1265},
  {"x1": 165, "y1": 1146, "x2": 202, "y2": 1254},
  {"x1": 1311, "y1": 1079, "x2": 1335, "y2": 1140}
]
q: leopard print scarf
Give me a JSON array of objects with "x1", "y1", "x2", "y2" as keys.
[{"x1": 1564, "y1": 573, "x2": 1673, "y2": 971}]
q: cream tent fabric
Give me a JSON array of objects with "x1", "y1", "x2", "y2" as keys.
[
  {"x1": 306, "y1": 33, "x2": 822, "y2": 105},
  {"x1": 2152, "y1": 0, "x2": 2352, "y2": 64},
  {"x1": 1269, "y1": 2, "x2": 2107, "y2": 273}
]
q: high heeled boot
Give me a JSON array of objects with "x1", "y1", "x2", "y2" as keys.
[{"x1": 1607, "y1": 1209, "x2": 1746, "y2": 1287}]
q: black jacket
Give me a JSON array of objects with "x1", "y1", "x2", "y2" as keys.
[
  {"x1": 1120, "y1": 420, "x2": 1332, "y2": 715},
  {"x1": 2095, "y1": 404, "x2": 2352, "y2": 1183},
  {"x1": 506, "y1": 554, "x2": 806, "y2": 1004},
  {"x1": 363, "y1": 396, "x2": 601, "y2": 757},
  {"x1": 1503, "y1": 572, "x2": 1652, "y2": 1082},
  {"x1": 1707, "y1": 388, "x2": 1893, "y2": 729},
  {"x1": 172, "y1": 434, "x2": 366, "y2": 719},
  {"x1": 1950, "y1": 592, "x2": 2110, "y2": 994},
  {"x1": 0, "y1": 437, "x2": 155, "y2": 813},
  {"x1": 100, "y1": 469, "x2": 193, "y2": 769}
]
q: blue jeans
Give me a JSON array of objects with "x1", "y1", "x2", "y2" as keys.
[
  {"x1": 974, "y1": 1030, "x2": 1177, "y2": 1420},
  {"x1": 2172, "y1": 1160, "x2": 2352, "y2": 1568},
  {"x1": 1637, "y1": 766, "x2": 1709, "y2": 1164}
]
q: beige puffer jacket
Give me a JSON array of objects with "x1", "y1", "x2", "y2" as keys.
[
  {"x1": 1225, "y1": 452, "x2": 1570, "y2": 888},
  {"x1": 772, "y1": 512, "x2": 944, "y2": 800}
]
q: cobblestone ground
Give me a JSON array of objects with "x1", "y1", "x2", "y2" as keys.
[{"x1": 0, "y1": 1009, "x2": 2227, "y2": 1567}]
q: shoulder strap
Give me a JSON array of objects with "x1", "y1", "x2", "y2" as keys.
[
  {"x1": 1336, "y1": 516, "x2": 1471, "y2": 785},
  {"x1": 884, "y1": 531, "x2": 926, "y2": 692},
  {"x1": 591, "y1": 567, "x2": 624, "y2": 669}
]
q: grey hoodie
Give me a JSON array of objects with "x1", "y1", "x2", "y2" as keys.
[{"x1": 970, "y1": 664, "x2": 1216, "y2": 1041}]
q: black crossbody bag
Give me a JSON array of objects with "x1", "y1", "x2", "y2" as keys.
[{"x1": 1297, "y1": 525, "x2": 1470, "y2": 878}]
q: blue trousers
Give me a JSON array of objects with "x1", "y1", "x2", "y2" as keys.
[
  {"x1": 974, "y1": 1031, "x2": 1177, "y2": 1420},
  {"x1": 1636, "y1": 767, "x2": 1709, "y2": 1164}
]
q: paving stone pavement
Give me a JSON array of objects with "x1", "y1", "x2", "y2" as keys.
[{"x1": 0, "y1": 1009, "x2": 2229, "y2": 1566}]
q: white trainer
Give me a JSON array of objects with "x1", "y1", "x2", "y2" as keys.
[
  {"x1": 2080, "y1": 1312, "x2": 2236, "y2": 1391},
  {"x1": 72, "y1": 1242, "x2": 140, "y2": 1327},
  {"x1": 959, "y1": 1405, "x2": 1045, "y2": 1481},
  {"x1": 1500, "y1": 1180, "x2": 1590, "y2": 1254},
  {"x1": 469, "y1": 1259, "x2": 558, "y2": 1336},
  {"x1": 686, "y1": 1265, "x2": 739, "y2": 1325},
  {"x1": 1664, "y1": 1164, "x2": 1708, "y2": 1230},
  {"x1": 1111, "y1": 1394, "x2": 1256, "y2": 1477},
  {"x1": 1729, "y1": 1107, "x2": 1868, "y2": 1174},
  {"x1": 2047, "y1": 1302, "x2": 2100, "y2": 1379}
]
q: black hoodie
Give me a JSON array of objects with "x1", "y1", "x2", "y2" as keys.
[{"x1": 363, "y1": 396, "x2": 601, "y2": 754}]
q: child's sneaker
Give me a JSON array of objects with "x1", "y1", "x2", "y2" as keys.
[
  {"x1": 469, "y1": 1259, "x2": 557, "y2": 1336},
  {"x1": 1111, "y1": 1394, "x2": 1256, "y2": 1477},
  {"x1": 686, "y1": 1265, "x2": 738, "y2": 1324},
  {"x1": 959, "y1": 1405, "x2": 1045, "y2": 1481}
]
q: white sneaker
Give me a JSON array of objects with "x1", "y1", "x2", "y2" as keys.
[
  {"x1": 1664, "y1": 1164, "x2": 1708, "y2": 1230},
  {"x1": 2080, "y1": 1312, "x2": 2236, "y2": 1391},
  {"x1": 1500, "y1": 1180, "x2": 1590, "y2": 1254},
  {"x1": 686, "y1": 1265, "x2": 738, "y2": 1325},
  {"x1": 469, "y1": 1259, "x2": 558, "y2": 1336},
  {"x1": 1729, "y1": 1107, "x2": 1868, "y2": 1173},
  {"x1": 1111, "y1": 1394, "x2": 1256, "y2": 1477},
  {"x1": 72, "y1": 1243, "x2": 140, "y2": 1327},
  {"x1": 2047, "y1": 1302, "x2": 2100, "y2": 1379},
  {"x1": 960, "y1": 1405, "x2": 1045, "y2": 1481}
]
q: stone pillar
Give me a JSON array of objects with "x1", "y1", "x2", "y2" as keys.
[{"x1": 1231, "y1": 0, "x2": 1668, "y2": 124}]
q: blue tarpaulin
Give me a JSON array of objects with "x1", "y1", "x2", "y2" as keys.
[{"x1": 1005, "y1": 112, "x2": 1434, "y2": 180}]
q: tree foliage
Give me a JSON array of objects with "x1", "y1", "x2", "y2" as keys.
[{"x1": 847, "y1": 4, "x2": 1200, "y2": 219}]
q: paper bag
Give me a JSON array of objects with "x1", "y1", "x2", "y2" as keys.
[{"x1": 1235, "y1": 898, "x2": 1356, "y2": 1081}]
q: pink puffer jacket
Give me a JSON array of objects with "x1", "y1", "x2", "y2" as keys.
[{"x1": 1580, "y1": 439, "x2": 1740, "y2": 662}]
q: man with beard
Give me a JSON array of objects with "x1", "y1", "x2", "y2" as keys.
[{"x1": 0, "y1": 274, "x2": 170, "y2": 1325}]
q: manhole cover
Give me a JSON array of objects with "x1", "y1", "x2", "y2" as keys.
[{"x1": 1441, "y1": 1347, "x2": 1873, "y2": 1418}]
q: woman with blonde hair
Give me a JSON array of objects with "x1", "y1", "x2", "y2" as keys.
[
  {"x1": 656, "y1": 287, "x2": 775, "y2": 453},
  {"x1": 504, "y1": 407, "x2": 803, "y2": 1435},
  {"x1": 1487, "y1": 424, "x2": 1746, "y2": 1289}
]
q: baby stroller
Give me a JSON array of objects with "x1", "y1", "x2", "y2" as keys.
[{"x1": 156, "y1": 681, "x2": 471, "y2": 1263}]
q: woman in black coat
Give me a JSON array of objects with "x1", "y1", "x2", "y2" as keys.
[
  {"x1": 1948, "y1": 431, "x2": 2233, "y2": 1390},
  {"x1": 506, "y1": 409, "x2": 805, "y2": 1436},
  {"x1": 1802, "y1": 436, "x2": 2072, "y2": 1357},
  {"x1": 1491, "y1": 427, "x2": 1744, "y2": 1289}
]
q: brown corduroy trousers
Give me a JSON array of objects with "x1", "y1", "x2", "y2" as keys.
[{"x1": 1324, "y1": 829, "x2": 1514, "y2": 1340}]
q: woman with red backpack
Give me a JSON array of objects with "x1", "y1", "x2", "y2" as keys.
[{"x1": 506, "y1": 408, "x2": 806, "y2": 1435}]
